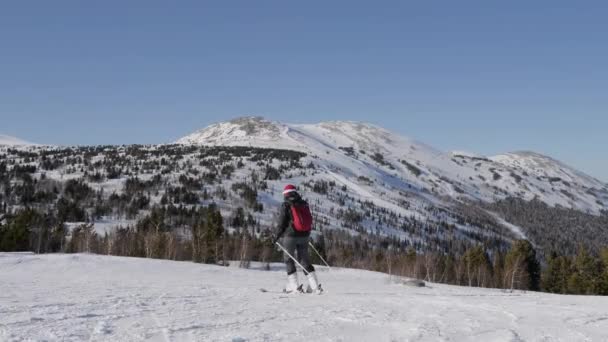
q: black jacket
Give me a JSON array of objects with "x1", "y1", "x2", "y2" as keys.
[{"x1": 275, "y1": 193, "x2": 311, "y2": 240}]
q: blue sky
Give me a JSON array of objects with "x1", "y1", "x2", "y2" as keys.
[{"x1": 1, "y1": 1, "x2": 606, "y2": 181}]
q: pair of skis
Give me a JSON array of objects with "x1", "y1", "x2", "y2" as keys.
[
  {"x1": 259, "y1": 241, "x2": 329, "y2": 294},
  {"x1": 258, "y1": 286, "x2": 311, "y2": 294}
]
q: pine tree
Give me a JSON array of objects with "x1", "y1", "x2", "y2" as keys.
[
  {"x1": 598, "y1": 248, "x2": 608, "y2": 295},
  {"x1": 556, "y1": 255, "x2": 573, "y2": 294},
  {"x1": 568, "y1": 245, "x2": 601, "y2": 295},
  {"x1": 504, "y1": 240, "x2": 540, "y2": 291},
  {"x1": 205, "y1": 208, "x2": 224, "y2": 264},
  {"x1": 0, "y1": 209, "x2": 39, "y2": 252},
  {"x1": 542, "y1": 252, "x2": 563, "y2": 293}
]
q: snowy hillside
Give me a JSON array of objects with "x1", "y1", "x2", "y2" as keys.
[
  {"x1": 178, "y1": 116, "x2": 608, "y2": 215},
  {"x1": 491, "y1": 151, "x2": 606, "y2": 191},
  {"x1": 2, "y1": 252, "x2": 607, "y2": 342},
  {"x1": 2, "y1": 142, "x2": 517, "y2": 260},
  {"x1": 0, "y1": 134, "x2": 35, "y2": 146},
  {"x1": 2, "y1": 117, "x2": 607, "y2": 260}
]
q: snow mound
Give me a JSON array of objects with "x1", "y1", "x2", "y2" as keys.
[{"x1": 2, "y1": 253, "x2": 607, "y2": 341}]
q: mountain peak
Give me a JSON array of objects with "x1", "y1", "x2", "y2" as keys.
[
  {"x1": 228, "y1": 115, "x2": 270, "y2": 125},
  {"x1": 175, "y1": 116, "x2": 288, "y2": 148},
  {"x1": 226, "y1": 116, "x2": 281, "y2": 135}
]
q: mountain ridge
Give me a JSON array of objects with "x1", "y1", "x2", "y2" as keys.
[{"x1": 177, "y1": 116, "x2": 607, "y2": 215}]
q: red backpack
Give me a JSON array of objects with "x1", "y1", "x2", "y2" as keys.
[{"x1": 290, "y1": 201, "x2": 313, "y2": 232}]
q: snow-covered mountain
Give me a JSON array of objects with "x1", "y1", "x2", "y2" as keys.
[
  {"x1": 0, "y1": 134, "x2": 35, "y2": 146},
  {"x1": 178, "y1": 116, "x2": 608, "y2": 215},
  {"x1": 491, "y1": 151, "x2": 606, "y2": 190},
  {"x1": 2, "y1": 117, "x2": 605, "y2": 258},
  {"x1": 3, "y1": 252, "x2": 607, "y2": 341}
]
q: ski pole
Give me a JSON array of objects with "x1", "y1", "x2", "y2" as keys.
[
  {"x1": 275, "y1": 242, "x2": 310, "y2": 275},
  {"x1": 309, "y1": 242, "x2": 331, "y2": 270}
]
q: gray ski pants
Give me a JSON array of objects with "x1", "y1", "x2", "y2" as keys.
[{"x1": 282, "y1": 236, "x2": 315, "y2": 275}]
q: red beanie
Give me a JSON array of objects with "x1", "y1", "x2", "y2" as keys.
[{"x1": 283, "y1": 184, "x2": 297, "y2": 195}]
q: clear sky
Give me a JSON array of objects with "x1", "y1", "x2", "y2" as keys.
[{"x1": 1, "y1": 1, "x2": 606, "y2": 181}]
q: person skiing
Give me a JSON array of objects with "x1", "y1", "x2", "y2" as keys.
[{"x1": 273, "y1": 184, "x2": 323, "y2": 294}]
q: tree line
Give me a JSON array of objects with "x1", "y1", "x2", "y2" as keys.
[{"x1": 3, "y1": 205, "x2": 608, "y2": 295}]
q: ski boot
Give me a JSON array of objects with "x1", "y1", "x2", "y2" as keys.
[{"x1": 305, "y1": 272, "x2": 324, "y2": 295}]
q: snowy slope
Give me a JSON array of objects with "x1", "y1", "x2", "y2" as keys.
[
  {"x1": 491, "y1": 152, "x2": 601, "y2": 187},
  {"x1": 2, "y1": 252, "x2": 607, "y2": 342},
  {"x1": 490, "y1": 151, "x2": 607, "y2": 212},
  {"x1": 0, "y1": 134, "x2": 35, "y2": 146},
  {"x1": 178, "y1": 117, "x2": 608, "y2": 215}
]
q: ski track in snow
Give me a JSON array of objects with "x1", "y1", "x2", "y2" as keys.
[{"x1": 2, "y1": 253, "x2": 608, "y2": 342}]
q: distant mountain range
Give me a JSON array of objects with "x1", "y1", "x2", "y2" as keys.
[{"x1": 177, "y1": 116, "x2": 607, "y2": 215}]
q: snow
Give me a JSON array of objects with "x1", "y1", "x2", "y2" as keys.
[
  {"x1": 0, "y1": 134, "x2": 35, "y2": 146},
  {"x1": 486, "y1": 211, "x2": 527, "y2": 240},
  {"x1": 2, "y1": 252, "x2": 608, "y2": 342},
  {"x1": 176, "y1": 116, "x2": 608, "y2": 217},
  {"x1": 64, "y1": 218, "x2": 137, "y2": 235},
  {"x1": 490, "y1": 151, "x2": 605, "y2": 190}
]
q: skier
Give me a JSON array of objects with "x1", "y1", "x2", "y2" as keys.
[{"x1": 273, "y1": 184, "x2": 323, "y2": 294}]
